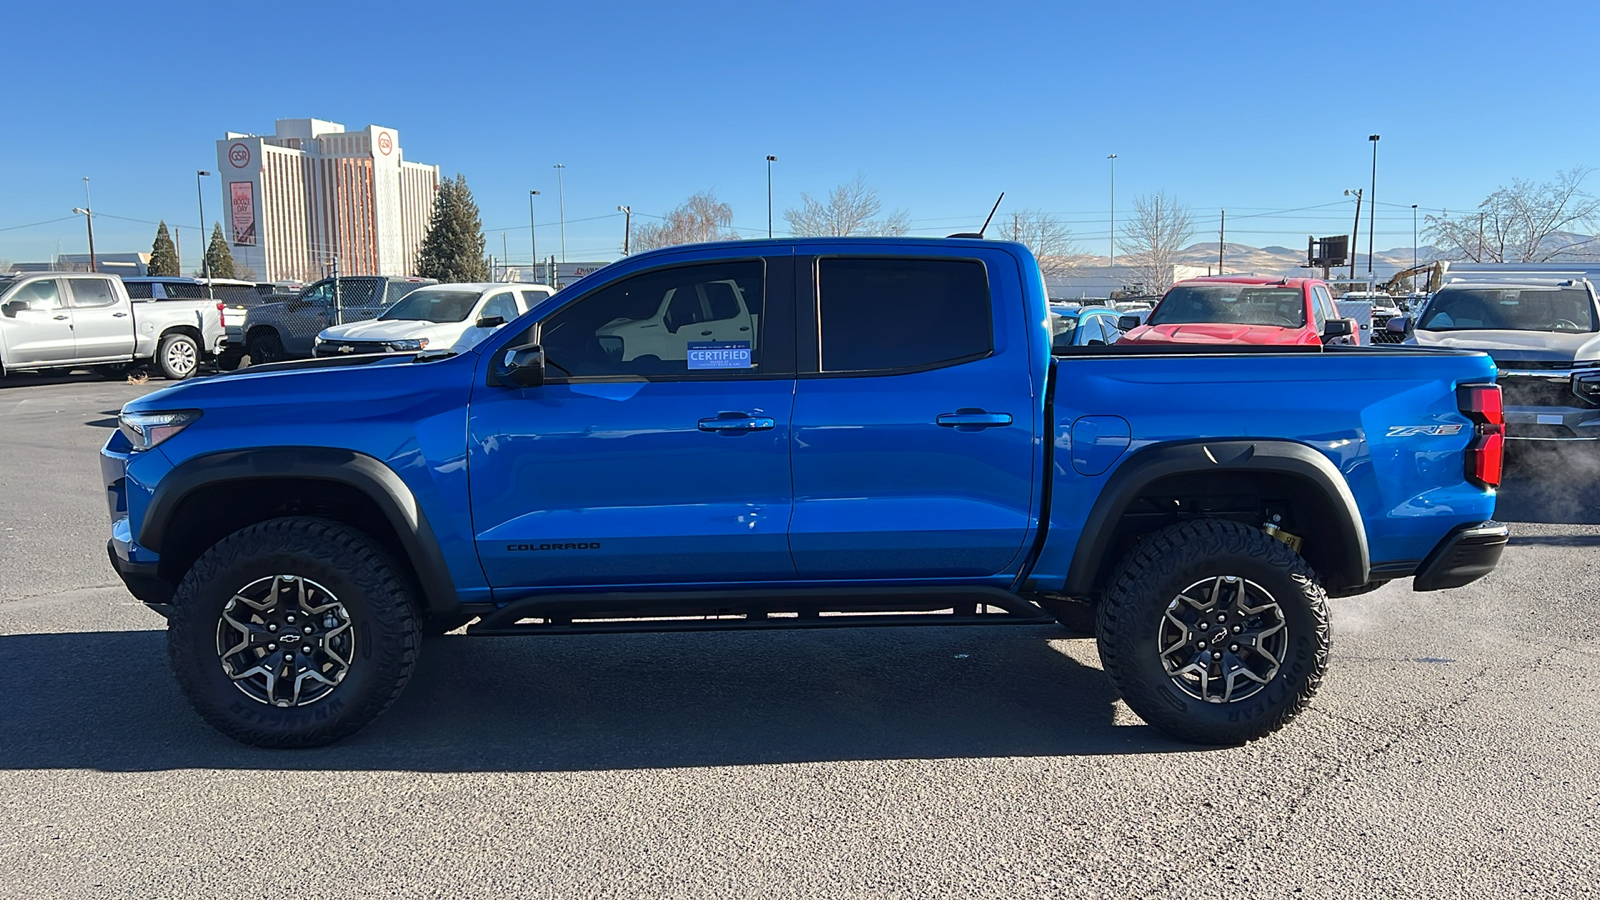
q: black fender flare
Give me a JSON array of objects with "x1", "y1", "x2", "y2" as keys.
[
  {"x1": 140, "y1": 447, "x2": 461, "y2": 616},
  {"x1": 1062, "y1": 439, "x2": 1370, "y2": 594}
]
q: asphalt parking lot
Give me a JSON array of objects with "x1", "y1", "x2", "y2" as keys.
[{"x1": 1, "y1": 374, "x2": 1597, "y2": 899}]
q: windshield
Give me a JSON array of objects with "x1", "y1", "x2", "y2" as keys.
[
  {"x1": 1418, "y1": 287, "x2": 1598, "y2": 333},
  {"x1": 378, "y1": 289, "x2": 481, "y2": 323},
  {"x1": 1148, "y1": 284, "x2": 1306, "y2": 328}
]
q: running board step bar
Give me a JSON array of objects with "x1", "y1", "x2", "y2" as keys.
[{"x1": 467, "y1": 586, "x2": 1053, "y2": 636}]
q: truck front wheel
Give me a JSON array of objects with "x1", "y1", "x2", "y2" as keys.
[
  {"x1": 1095, "y1": 519, "x2": 1329, "y2": 745},
  {"x1": 246, "y1": 331, "x2": 285, "y2": 366},
  {"x1": 166, "y1": 517, "x2": 421, "y2": 748}
]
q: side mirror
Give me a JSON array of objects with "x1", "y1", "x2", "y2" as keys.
[
  {"x1": 1386, "y1": 316, "x2": 1411, "y2": 335},
  {"x1": 1321, "y1": 318, "x2": 1354, "y2": 342},
  {"x1": 498, "y1": 343, "x2": 546, "y2": 387},
  {"x1": 1117, "y1": 314, "x2": 1142, "y2": 331},
  {"x1": 475, "y1": 315, "x2": 506, "y2": 329},
  {"x1": 1, "y1": 300, "x2": 23, "y2": 318}
]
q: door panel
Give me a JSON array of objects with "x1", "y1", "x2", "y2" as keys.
[
  {"x1": 469, "y1": 380, "x2": 796, "y2": 587},
  {"x1": 0, "y1": 279, "x2": 74, "y2": 366},
  {"x1": 66, "y1": 278, "x2": 133, "y2": 361},
  {"x1": 789, "y1": 252, "x2": 1038, "y2": 580}
]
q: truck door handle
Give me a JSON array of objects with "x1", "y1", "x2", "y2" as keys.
[
  {"x1": 700, "y1": 330, "x2": 714, "y2": 336},
  {"x1": 937, "y1": 411, "x2": 1013, "y2": 428},
  {"x1": 53, "y1": 315, "x2": 69, "y2": 321},
  {"x1": 699, "y1": 415, "x2": 776, "y2": 432},
  {"x1": 112, "y1": 312, "x2": 128, "y2": 318}
]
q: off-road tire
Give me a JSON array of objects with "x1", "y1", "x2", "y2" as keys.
[
  {"x1": 1096, "y1": 519, "x2": 1329, "y2": 745},
  {"x1": 167, "y1": 517, "x2": 421, "y2": 748},
  {"x1": 246, "y1": 331, "x2": 285, "y2": 366}
]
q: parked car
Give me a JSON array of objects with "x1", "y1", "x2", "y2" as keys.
[
  {"x1": 1392, "y1": 274, "x2": 1600, "y2": 442},
  {"x1": 313, "y1": 283, "x2": 553, "y2": 358},
  {"x1": 1, "y1": 271, "x2": 222, "y2": 379},
  {"x1": 237, "y1": 275, "x2": 436, "y2": 364},
  {"x1": 103, "y1": 238, "x2": 1506, "y2": 749},
  {"x1": 1118, "y1": 276, "x2": 1356, "y2": 346},
  {"x1": 1049, "y1": 304, "x2": 1122, "y2": 350}
]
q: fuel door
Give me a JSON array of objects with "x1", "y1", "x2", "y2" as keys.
[{"x1": 1070, "y1": 415, "x2": 1131, "y2": 476}]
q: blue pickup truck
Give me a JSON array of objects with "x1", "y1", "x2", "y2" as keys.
[{"x1": 101, "y1": 238, "x2": 1508, "y2": 748}]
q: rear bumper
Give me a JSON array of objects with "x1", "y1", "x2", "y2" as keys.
[{"x1": 1413, "y1": 520, "x2": 1509, "y2": 591}]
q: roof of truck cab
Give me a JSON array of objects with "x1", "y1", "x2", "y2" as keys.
[{"x1": 1173, "y1": 275, "x2": 1317, "y2": 288}]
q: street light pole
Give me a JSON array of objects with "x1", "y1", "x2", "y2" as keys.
[
  {"x1": 617, "y1": 205, "x2": 632, "y2": 255},
  {"x1": 81, "y1": 176, "x2": 96, "y2": 272},
  {"x1": 196, "y1": 170, "x2": 212, "y2": 297},
  {"x1": 553, "y1": 163, "x2": 566, "y2": 263},
  {"x1": 1108, "y1": 153, "x2": 1117, "y2": 289},
  {"x1": 1367, "y1": 134, "x2": 1380, "y2": 280},
  {"x1": 766, "y1": 155, "x2": 777, "y2": 238},
  {"x1": 528, "y1": 190, "x2": 540, "y2": 284}
]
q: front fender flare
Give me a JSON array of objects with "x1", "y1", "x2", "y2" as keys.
[{"x1": 140, "y1": 447, "x2": 461, "y2": 616}]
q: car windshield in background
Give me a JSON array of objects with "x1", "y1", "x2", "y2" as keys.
[
  {"x1": 1148, "y1": 285, "x2": 1306, "y2": 328},
  {"x1": 1418, "y1": 287, "x2": 1598, "y2": 333},
  {"x1": 0, "y1": 276, "x2": 19, "y2": 294},
  {"x1": 378, "y1": 289, "x2": 480, "y2": 323},
  {"x1": 1051, "y1": 316, "x2": 1078, "y2": 338}
]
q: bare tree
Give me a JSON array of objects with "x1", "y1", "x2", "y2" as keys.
[
  {"x1": 992, "y1": 208, "x2": 1078, "y2": 276},
  {"x1": 632, "y1": 191, "x2": 739, "y2": 251},
  {"x1": 784, "y1": 176, "x2": 910, "y2": 237},
  {"x1": 1117, "y1": 191, "x2": 1195, "y2": 294},
  {"x1": 1425, "y1": 168, "x2": 1600, "y2": 263}
]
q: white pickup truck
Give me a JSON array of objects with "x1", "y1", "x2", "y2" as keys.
[{"x1": 0, "y1": 272, "x2": 223, "y2": 380}]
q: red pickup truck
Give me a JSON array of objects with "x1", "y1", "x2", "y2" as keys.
[{"x1": 1118, "y1": 276, "x2": 1355, "y2": 346}]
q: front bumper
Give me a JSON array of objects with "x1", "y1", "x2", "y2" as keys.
[
  {"x1": 108, "y1": 537, "x2": 173, "y2": 612},
  {"x1": 1413, "y1": 521, "x2": 1509, "y2": 591}
]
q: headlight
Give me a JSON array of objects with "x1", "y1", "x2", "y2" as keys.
[
  {"x1": 385, "y1": 338, "x2": 428, "y2": 351},
  {"x1": 313, "y1": 336, "x2": 325, "y2": 348},
  {"x1": 118, "y1": 410, "x2": 202, "y2": 452},
  {"x1": 1575, "y1": 372, "x2": 1600, "y2": 405}
]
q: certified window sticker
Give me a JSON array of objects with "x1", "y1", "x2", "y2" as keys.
[{"x1": 687, "y1": 341, "x2": 753, "y2": 370}]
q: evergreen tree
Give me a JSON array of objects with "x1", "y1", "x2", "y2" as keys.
[
  {"x1": 204, "y1": 223, "x2": 237, "y2": 279},
  {"x1": 415, "y1": 175, "x2": 489, "y2": 282},
  {"x1": 147, "y1": 221, "x2": 180, "y2": 276}
]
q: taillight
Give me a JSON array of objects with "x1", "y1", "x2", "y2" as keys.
[
  {"x1": 216, "y1": 301, "x2": 226, "y2": 328},
  {"x1": 1457, "y1": 383, "x2": 1504, "y2": 489}
]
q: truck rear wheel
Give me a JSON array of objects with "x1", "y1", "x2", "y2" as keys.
[
  {"x1": 166, "y1": 517, "x2": 421, "y2": 748},
  {"x1": 1095, "y1": 519, "x2": 1329, "y2": 745},
  {"x1": 246, "y1": 331, "x2": 285, "y2": 366},
  {"x1": 156, "y1": 333, "x2": 200, "y2": 380}
]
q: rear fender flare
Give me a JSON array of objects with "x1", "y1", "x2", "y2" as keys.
[
  {"x1": 140, "y1": 447, "x2": 460, "y2": 616},
  {"x1": 1063, "y1": 439, "x2": 1369, "y2": 594}
]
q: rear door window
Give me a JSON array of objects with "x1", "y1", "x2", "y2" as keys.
[
  {"x1": 816, "y1": 257, "x2": 991, "y2": 373},
  {"x1": 67, "y1": 278, "x2": 119, "y2": 308}
]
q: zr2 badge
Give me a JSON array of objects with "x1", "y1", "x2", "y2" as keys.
[{"x1": 1386, "y1": 424, "x2": 1465, "y2": 437}]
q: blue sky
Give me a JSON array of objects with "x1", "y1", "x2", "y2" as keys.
[{"x1": 2, "y1": 0, "x2": 1595, "y2": 270}]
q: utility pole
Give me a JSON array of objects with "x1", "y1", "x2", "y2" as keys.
[
  {"x1": 501, "y1": 232, "x2": 509, "y2": 281},
  {"x1": 196, "y1": 170, "x2": 212, "y2": 297},
  {"x1": 81, "y1": 176, "x2": 96, "y2": 272},
  {"x1": 1346, "y1": 188, "x2": 1363, "y2": 281},
  {"x1": 1219, "y1": 209, "x2": 1225, "y2": 275},
  {"x1": 617, "y1": 205, "x2": 632, "y2": 255},
  {"x1": 1478, "y1": 212, "x2": 1485, "y2": 262},
  {"x1": 1107, "y1": 154, "x2": 1117, "y2": 288},
  {"x1": 553, "y1": 163, "x2": 567, "y2": 263},
  {"x1": 765, "y1": 155, "x2": 777, "y2": 238},
  {"x1": 1367, "y1": 135, "x2": 1380, "y2": 279},
  {"x1": 1411, "y1": 204, "x2": 1418, "y2": 289}
]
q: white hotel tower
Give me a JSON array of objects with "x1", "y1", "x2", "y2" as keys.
[{"x1": 215, "y1": 118, "x2": 440, "y2": 282}]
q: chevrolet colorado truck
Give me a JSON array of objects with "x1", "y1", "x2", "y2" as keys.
[
  {"x1": 101, "y1": 238, "x2": 1509, "y2": 748},
  {"x1": 1, "y1": 271, "x2": 222, "y2": 379}
]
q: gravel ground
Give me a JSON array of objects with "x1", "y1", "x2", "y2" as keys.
[{"x1": 1, "y1": 374, "x2": 1596, "y2": 899}]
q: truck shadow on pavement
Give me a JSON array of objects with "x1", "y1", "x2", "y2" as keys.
[{"x1": 0, "y1": 626, "x2": 1194, "y2": 772}]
